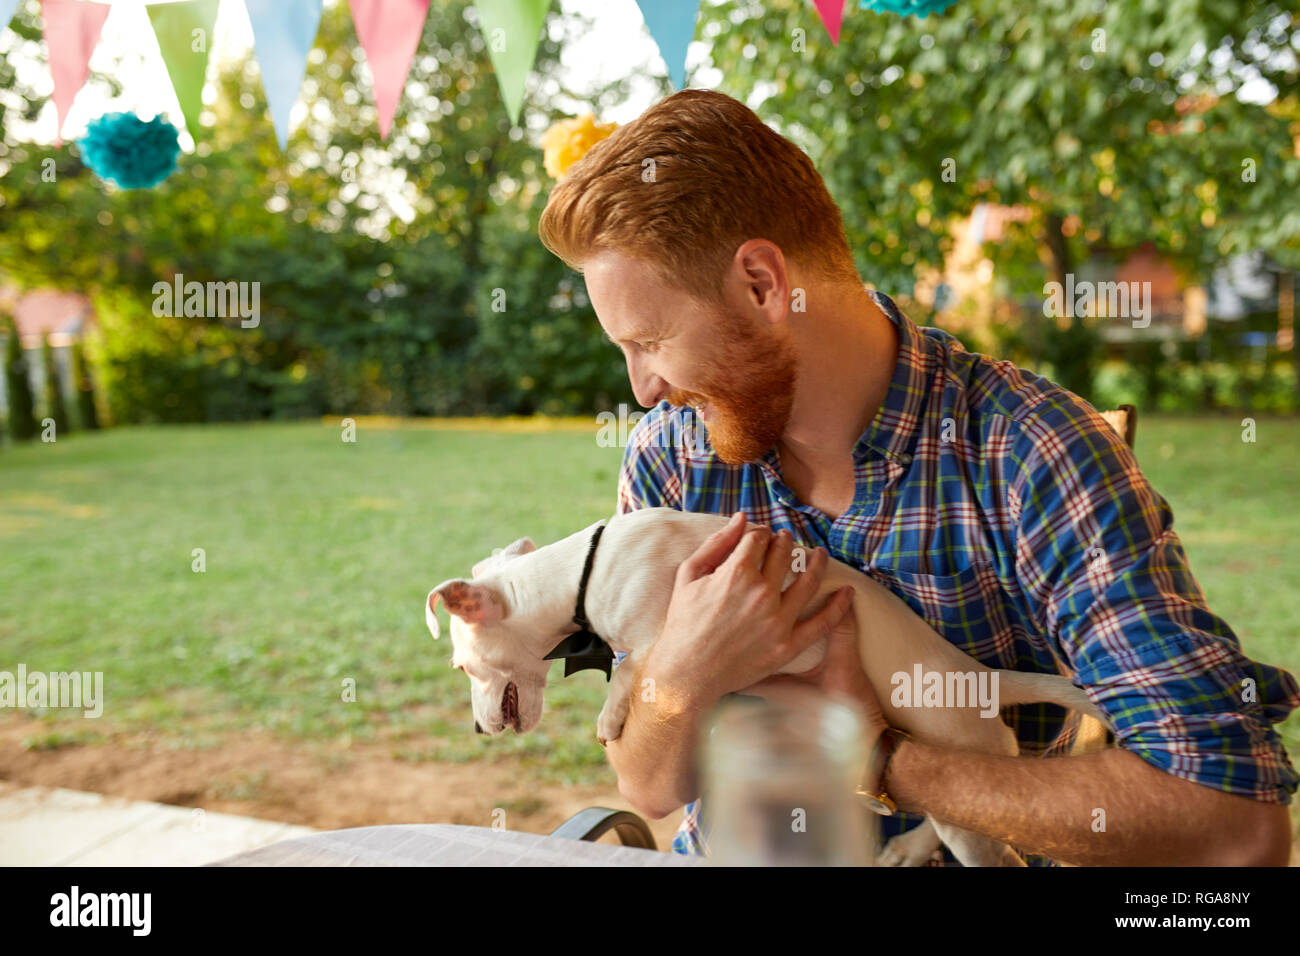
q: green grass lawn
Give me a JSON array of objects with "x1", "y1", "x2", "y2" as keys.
[{"x1": 0, "y1": 415, "x2": 1297, "y2": 797}]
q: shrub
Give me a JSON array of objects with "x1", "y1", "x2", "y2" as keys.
[
  {"x1": 4, "y1": 315, "x2": 37, "y2": 441},
  {"x1": 41, "y1": 335, "x2": 71, "y2": 434}
]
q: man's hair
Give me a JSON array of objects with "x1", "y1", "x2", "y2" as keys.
[{"x1": 538, "y1": 89, "x2": 860, "y2": 305}]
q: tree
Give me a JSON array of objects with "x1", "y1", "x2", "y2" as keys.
[
  {"x1": 70, "y1": 339, "x2": 100, "y2": 429},
  {"x1": 3, "y1": 315, "x2": 37, "y2": 441},
  {"x1": 0, "y1": 0, "x2": 637, "y2": 419},
  {"x1": 697, "y1": 0, "x2": 1300, "y2": 394},
  {"x1": 41, "y1": 335, "x2": 71, "y2": 433}
]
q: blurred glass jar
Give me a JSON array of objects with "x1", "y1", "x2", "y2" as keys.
[{"x1": 699, "y1": 684, "x2": 879, "y2": 866}]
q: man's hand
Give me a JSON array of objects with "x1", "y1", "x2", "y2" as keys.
[
  {"x1": 646, "y1": 512, "x2": 856, "y2": 704},
  {"x1": 740, "y1": 598, "x2": 889, "y2": 741}
]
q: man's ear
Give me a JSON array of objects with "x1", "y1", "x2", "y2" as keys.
[{"x1": 426, "y1": 579, "x2": 507, "y2": 639}]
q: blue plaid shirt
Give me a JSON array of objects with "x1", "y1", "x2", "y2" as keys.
[{"x1": 612, "y1": 290, "x2": 1300, "y2": 865}]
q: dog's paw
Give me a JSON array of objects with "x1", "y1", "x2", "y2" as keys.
[
  {"x1": 596, "y1": 698, "x2": 629, "y2": 746},
  {"x1": 878, "y1": 820, "x2": 942, "y2": 867},
  {"x1": 595, "y1": 714, "x2": 626, "y2": 747}
]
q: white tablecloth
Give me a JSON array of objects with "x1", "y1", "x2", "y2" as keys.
[{"x1": 208, "y1": 824, "x2": 703, "y2": 867}]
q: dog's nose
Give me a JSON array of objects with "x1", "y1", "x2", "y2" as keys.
[{"x1": 475, "y1": 721, "x2": 484, "y2": 734}]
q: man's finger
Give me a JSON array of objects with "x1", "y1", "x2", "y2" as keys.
[
  {"x1": 761, "y1": 528, "x2": 793, "y2": 590},
  {"x1": 779, "y1": 546, "x2": 828, "y2": 616},
  {"x1": 677, "y1": 511, "x2": 746, "y2": 581},
  {"x1": 787, "y1": 585, "x2": 855, "y2": 654},
  {"x1": 725, "y1": 522, "x2": 773, "y2": 572}
]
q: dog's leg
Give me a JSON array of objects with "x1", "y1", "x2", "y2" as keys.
[
  {"x1": 930, "y1": 822, "x2": 1027, "y2": 866},
  {"x1": 917, "y1": 716, "x2": 1028, "y2": 867},
  {"x1": 596, "y1": 650, "x2": 641, "y2": 746},
  {"x1": 878, "y1": 818, "x2": 943, "y2": 866}
]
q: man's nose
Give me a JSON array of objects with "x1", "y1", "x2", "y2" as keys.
[{"x1": 627, "y1": 356, "x2": 667, "y2": 408}]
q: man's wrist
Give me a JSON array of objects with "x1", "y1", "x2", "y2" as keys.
[
  {"x1": 856, "y1": 724, "x2": 911, "y2": 815},
  {"x1": 640, "y1": 648, "x2": 715, "y2": 721},
  {"x1": 881, "y1": 731, "x2": 922, "y2": 813}
]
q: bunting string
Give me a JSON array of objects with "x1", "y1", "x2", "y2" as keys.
[{"x1": 0, "y1": 0, "x2": 946, "y2": 151}]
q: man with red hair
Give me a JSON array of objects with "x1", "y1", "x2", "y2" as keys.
[{"x1": 538, "y1": 89, "x2": 1298, "y2": 865}]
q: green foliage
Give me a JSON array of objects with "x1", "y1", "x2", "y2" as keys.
[
  {"x1": 40, "y1": 335, "x2": 70, "y2": 433},
  {"x1": 702, "y1": 0, "x2": 1300, "y2": 285},
  {"x1": 1041, "y1": 318, "x2": 1105, "y2": 400},
  {"x1": 2, "y1": 0, "x2": 1295, "y2": 418},
  {"x1": 3, "y1": 315, "x2": 36, "y2": 441},
  {"x1": 697, "y1": 0, "x2": 1300, "y2": 398},
  {"x1": 0, "y1": 0, "x2": 634, "y2": 421},
  {"x1": 70, "y1": 339, "x2": 100, "y2": 430}
]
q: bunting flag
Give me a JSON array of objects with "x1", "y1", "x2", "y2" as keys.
[
  {"x1": 635, "y1": 0, "x2": 700, "y2": 90},
  {"x1": 812, "y1": 0, "x2": 845, "y2": 45},
  {"x1": 9, "y1": 0, "x2": 891, "y2": 151},
  {"x1": 147, "y1": 0, "x2": 220, "y2": 141},
  {"x1": 245, "y1": 0, "x2": 324, "y2": 150},
  {"x1": 1, "y1": 0, "x2": 20, "y2": 34},
  {"x1": 473, "y1": 0, "x2": 549, "y2": 127},
  {"x1": 41, "y1": 0, "x2": 110, "y2": 146},
  {"x1": 348, "y1": 0, "x2": 431, "y2": 139}
]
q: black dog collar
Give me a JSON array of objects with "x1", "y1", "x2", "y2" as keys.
[{"x1": 542, "y1": 522, "x2": 614, "y2": 681}]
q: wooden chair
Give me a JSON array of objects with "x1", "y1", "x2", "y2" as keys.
[{"x1": 551, "y1": 404, "x2": 1138, "y2": 846}]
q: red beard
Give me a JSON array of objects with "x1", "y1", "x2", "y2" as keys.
[{"x1": 666, "y1": 311, "x2": 797, "y2": 465}]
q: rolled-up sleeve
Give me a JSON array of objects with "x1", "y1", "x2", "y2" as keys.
[{"x1": 1008, "y1": 397, "x2": 1300, "y2": 804}]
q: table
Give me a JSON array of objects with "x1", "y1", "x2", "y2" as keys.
[{"x1": 207, "y1": 823, "x2": 704, "y2": 867}]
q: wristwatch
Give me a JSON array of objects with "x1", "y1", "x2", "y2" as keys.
[{"x1": 855, "y1": 726, "x2": 911, "y2": 816}]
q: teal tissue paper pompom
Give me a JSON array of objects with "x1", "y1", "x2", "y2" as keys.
[
  {"x1": 859, "y1": 0, "x2": 958, "y2": 17},
  {"x1": 77, "y1": 112, "x2": 180, "y2": 189}
]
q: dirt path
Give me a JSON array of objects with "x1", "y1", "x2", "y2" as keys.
[
  {"x1": 7, "y1": 717, "x2": 1294, "y2": 865},
  {"x1": 0, "y1": 718, "x2": 685, "y2": 852}
]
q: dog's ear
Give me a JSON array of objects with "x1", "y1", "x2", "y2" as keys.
[
  {"x1": 500, "y1": 537, "x2": 536, "y2": 557},
  {"x1": 426, "y1": 579, "x2": 507, "y2": 638},
  {"x1": 472, "y1": 537, "x2": 536, "y2": 576}
]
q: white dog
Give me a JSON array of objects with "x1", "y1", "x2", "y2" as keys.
[{"x1": 426, "y1": 507, "x2": 1106, "y2": 866}]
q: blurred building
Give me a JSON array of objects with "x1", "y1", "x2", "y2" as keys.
[
  {"x1": 923, "y1": 205, "x2": 1294, "y2": 354},
  {"x1": 0, "y1": 286, "x2": 98, "y2": 419}
]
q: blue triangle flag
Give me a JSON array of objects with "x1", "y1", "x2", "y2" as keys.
[
  {"x1": 0, "y1": 1, "x2": 20, "y2": 34},
  {"x1": 246, "y1": 0, "x2": 324, "y2": 150},
  {"x1": 635, "y1": 0, "x2": 700, "y2": 90}
]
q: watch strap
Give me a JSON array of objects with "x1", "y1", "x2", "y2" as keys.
[{"x1": 856, "y1": 726, "x2": 910, "y2": 816}]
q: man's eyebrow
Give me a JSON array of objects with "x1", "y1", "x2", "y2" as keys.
[{"x1": 605, "y1": 327, "x2": 661, "y2": 345}]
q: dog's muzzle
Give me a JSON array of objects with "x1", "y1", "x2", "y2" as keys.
[{"x1": 502, "y1": 681, "x2": 519, "y2": 731}]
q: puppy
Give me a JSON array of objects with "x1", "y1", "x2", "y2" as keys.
[{"x1": 427, "y1": 507, "x2": 1107, "y2": 866}]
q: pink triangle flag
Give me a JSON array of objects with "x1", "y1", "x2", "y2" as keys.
[
  {"x1": 41, "y1": 0, "x2": 111, "y2": 145},
  {"x1": 812, "y1": 0, "x2": 844, "y2": 45},
  {"x1": 348, "y1": 0, "x2": 431, "y2": 139}
]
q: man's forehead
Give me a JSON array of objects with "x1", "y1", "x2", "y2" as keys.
[{"x1": 585, "y1": 253, "x2": 686, "y2": 339}]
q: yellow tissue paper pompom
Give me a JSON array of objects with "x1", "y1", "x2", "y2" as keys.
[{"x1": 542, "y1": 113, "x2": 618, "y2": 180}]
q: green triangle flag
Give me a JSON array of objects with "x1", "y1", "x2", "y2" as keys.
[
  {"x1": 147, "y1": 0, "x2": 220, "y2": 141},
  {"x1": 474, "y1": 0, "x2": 550, "y2": 126}
]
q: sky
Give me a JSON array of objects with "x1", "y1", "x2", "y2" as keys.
[{"x1": 1, "y1": 0, "x2": 717, "y2": 148}]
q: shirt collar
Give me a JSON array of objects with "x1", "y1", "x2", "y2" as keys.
[
  {"x1": 750, "y1": 290, "x2": 929, "y2": 473},
  {"x1": 853, "y1": 290, "x2": 930, "y2": 467}
]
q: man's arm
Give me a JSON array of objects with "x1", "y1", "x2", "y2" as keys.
[
  {"x1": 606, "y1": 653, "x2": 711, "y2": 819},
  {"x1": 887, "y1": 397, "x2": 1299, "y2": 865},
  {"x1": 605, "y1": 405, "x2": 699, "y2": 817},
  {"x1": 884, "y1": 735, "x2": 1292, "y2": 865}
]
